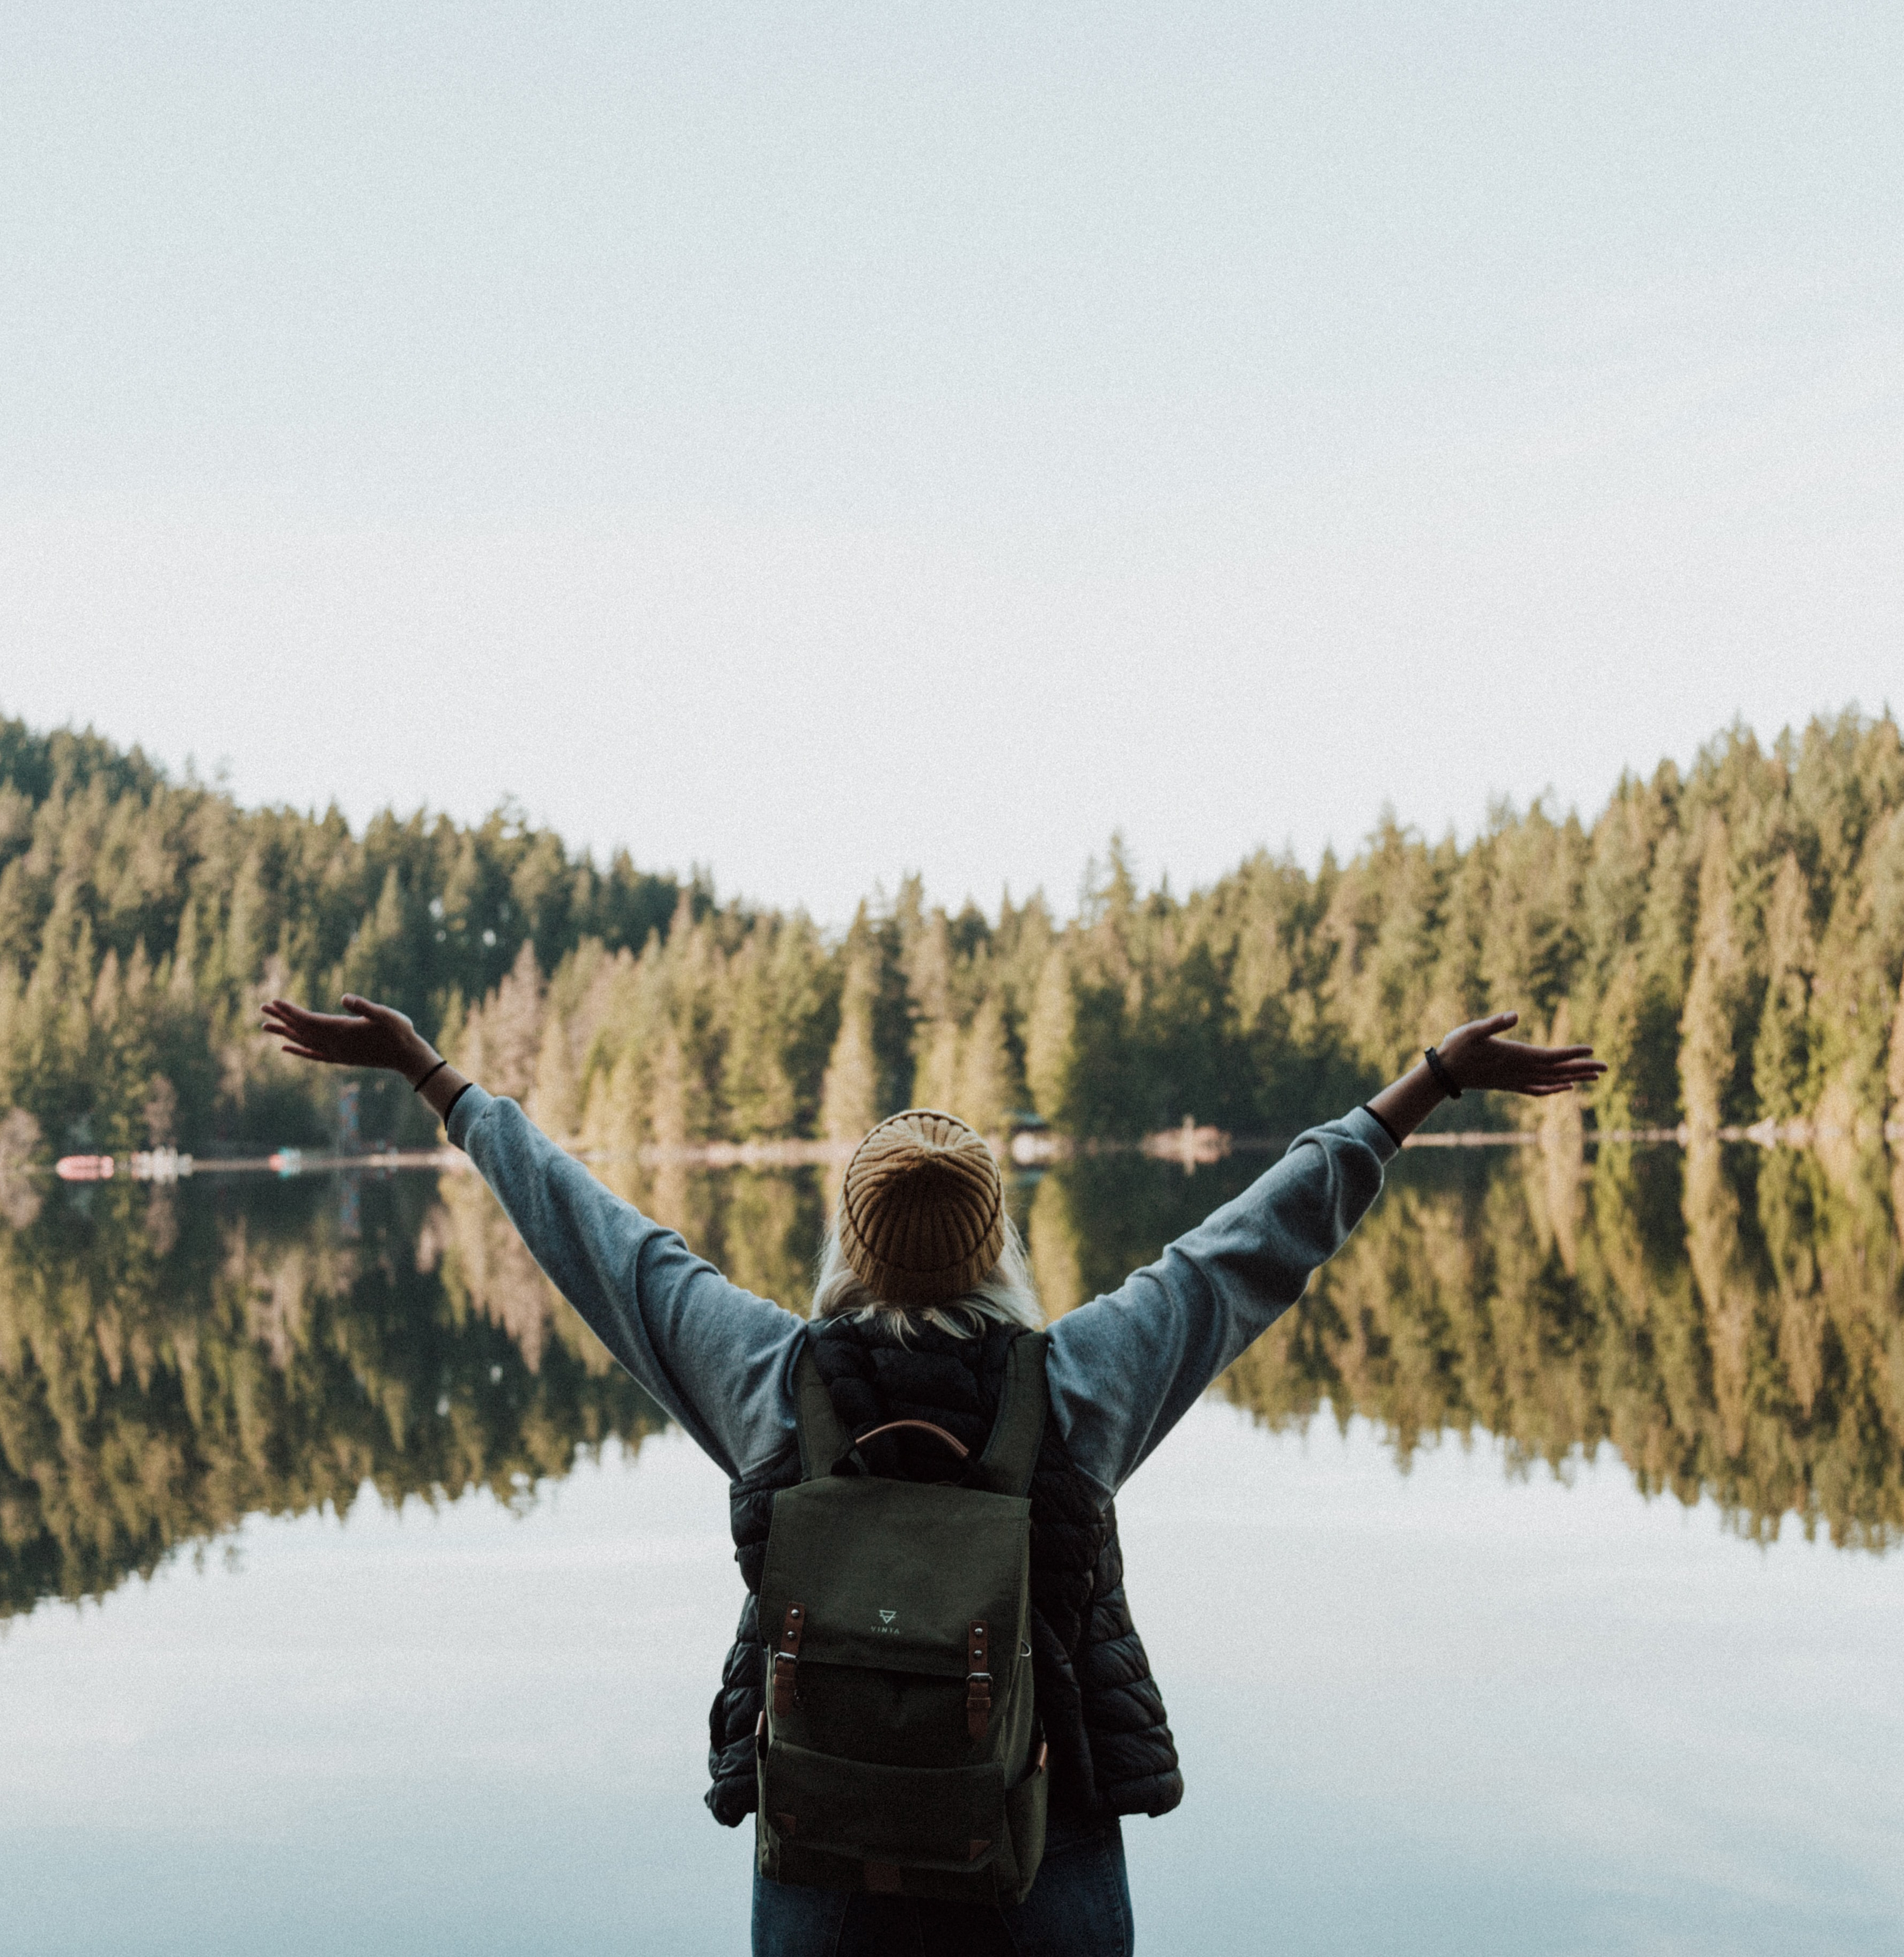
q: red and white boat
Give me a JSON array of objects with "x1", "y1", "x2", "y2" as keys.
[{"x1": 55, "y1": 1154, "x2": 115, "y2": 1181}]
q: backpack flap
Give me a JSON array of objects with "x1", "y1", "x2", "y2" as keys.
[{"x1": 759, "y1": 1475, "x2": 1031, "y2": 1683}]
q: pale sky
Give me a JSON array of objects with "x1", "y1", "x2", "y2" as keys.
[{"x1": 4, "y1": 3, "x2": 1899, "y2": 923}]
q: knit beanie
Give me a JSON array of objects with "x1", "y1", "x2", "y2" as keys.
[{"x1": 837, "y1": 1108, "x2": 1006, "y2": 1305}]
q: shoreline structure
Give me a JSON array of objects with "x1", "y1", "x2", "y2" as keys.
[{"x1": 47, "y1": 1113, "x2": 1904, "y2": 1184}]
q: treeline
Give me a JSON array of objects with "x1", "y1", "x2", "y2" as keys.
[
  {"x1": 442, "y1": 705, "x2": 1904, "y2": 1169},
  {"x1": 0, "y1": 715, "x2": 682, "y2": 1157},
  {"x1": 4, "y1": 708, "x2": 1904, "y2": 1164}
]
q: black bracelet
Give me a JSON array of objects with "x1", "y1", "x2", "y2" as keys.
[
  {"x1": 1423, "y1": 1046, "x2": 1461, "y2": 1099},
  {"x1": 443, "y1": 1081, "x2": 473, "y2": 1127},
  {"x1": 411, "y1": 1056, "x2": 449, "y2": 1094}
]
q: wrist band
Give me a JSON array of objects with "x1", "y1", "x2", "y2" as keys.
[
  {"x1": 1423, "y1": 1047, "x2": 1461, "y2": 1099},
  {"x1": 411, "y1": 1056, "x2": 449, "y2": 1094}
]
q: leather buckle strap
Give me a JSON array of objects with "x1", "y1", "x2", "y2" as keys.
[
  {"x1": 771, "y1": 1602, "x2": 805, "y2": 1716},
  {"x1": 966, "y1": 1620, "x2": 991, "y2": 1742}
]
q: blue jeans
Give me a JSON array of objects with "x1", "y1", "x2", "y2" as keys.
[{"x1": 751, "y1": 1821, "x2": 1135, "y2": 1957}]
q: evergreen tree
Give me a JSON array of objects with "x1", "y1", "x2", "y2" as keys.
[
  {"x1": 1679, "y1": 819, "x2": 1753, "y2": 1134},
  {"x1": 820, "y1": 948, "x2": 881, "y2": 1145},
  {"x1": 1024, "y1": 944, "x2": 1075, "y2": 1127}
]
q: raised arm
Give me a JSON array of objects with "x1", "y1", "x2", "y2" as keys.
[
  {"x1": 1045, "y1": 1011, "x2": 1606, "y2": 1501},
  {"x1": 261, "y1": 995, "x2": 805, "y2": 1481}
]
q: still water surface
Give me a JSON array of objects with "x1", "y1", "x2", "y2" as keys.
[{"x1": 2, "y1": 1140, "x2": 1902, "y2": 1953}]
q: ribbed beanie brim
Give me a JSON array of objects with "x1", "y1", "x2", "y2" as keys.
[{"x1": 836, "y1": 1108, "x2": 1005, "y2": 1305}]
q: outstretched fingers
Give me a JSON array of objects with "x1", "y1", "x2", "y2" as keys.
[
  {"x1": 260, "y1": 998, "x2": 363, "y2": 1064},
  {"x1": 1484, "y1": 1039, "x2": 1606, "y2": 1094},
  {"x1": 1519, "y1": 1065, "x2": 1607, "y2": 1093},
  {"x1": 263, "y1": 1000, "x2": 365, "y2": 1036}
]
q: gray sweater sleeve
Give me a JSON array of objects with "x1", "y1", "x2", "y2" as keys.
[
  {"x1": 1042, "y1": 1107, "x2": 1396, "y2": 1500},
  {"x1": 446, "y1": 1087, "x2": 804, "y2": 1481},
  {"x1": 446, "y1": 1086, "x2": 1393, "y2": 1499}
]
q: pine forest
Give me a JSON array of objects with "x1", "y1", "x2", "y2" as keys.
[
  {"x1": 4, "y1": 707, "x2": 1904, "y2": 1617},
  {"x1": 3, "y1": 707, "x2": 1903, "y2": 1169}
]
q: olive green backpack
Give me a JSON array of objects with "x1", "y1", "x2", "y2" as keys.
[{"x1": 755, "y1": 1330, "x2": 1051, "y2": 1904}]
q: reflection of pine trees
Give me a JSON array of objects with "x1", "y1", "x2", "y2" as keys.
[
  {"x1": 1028, "y1": 1136, "x2": 1902, "y2": 1548},
  {"x1": 0, "y1": 1177, "x2": 663, "y2": 1619},
  {"x1": 1214, "y1": 1142, "x2": 1904, "y2": 1549},
  {"x1": 6, "y1": 1130, "x2": 1899, "y2": 1624},
  {"x1": 715, "y1": 1172, "x2": 827, "y2": 1313},
  {"x1": 1026, "y1": 1170, "x2": 1086, "y2": 1320}
]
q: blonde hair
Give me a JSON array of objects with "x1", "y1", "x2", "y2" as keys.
[{"x1": 812, "y1": 1209, "x2": 1045, "y2": 1340}]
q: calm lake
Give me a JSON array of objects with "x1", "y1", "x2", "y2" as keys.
[{"x1": 2, "y1": 1138, "x2": 1902, "y2": 1955}]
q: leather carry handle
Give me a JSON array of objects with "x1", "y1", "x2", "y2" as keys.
[{"x1": 850, "y1": 1419, "x2": 970, "y2": 1459}]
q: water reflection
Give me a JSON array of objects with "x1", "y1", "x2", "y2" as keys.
[
  {"x1": 0, "y1": 1174, "x2": 664, "y2": 1620},
  {"x1": 4, "y1": 1134, "x2": 1900, "y2": 1623},
  {"x1": 1009, "y1": 1129, "x2": 1902, "y2": 1553},
  {"x1": 1218, "y1": 1137, "x2": 1904, "y2": 1550}
]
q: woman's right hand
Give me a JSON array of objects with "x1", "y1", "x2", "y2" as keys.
[
  {"x1": 1366, "y1": 1007, "x2": 1607, "y2": 1143},
  {"x1": 1435, "y1": 1012, "x2": 1605, "y2": 1098},
  {"x1": 261, "y1": 995, "x2": 439, "y2": 1085}
]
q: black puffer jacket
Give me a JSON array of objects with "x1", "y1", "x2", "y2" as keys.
[{"x1": 705, "y1": 1314, "x2": 1183, "y2": 1828}]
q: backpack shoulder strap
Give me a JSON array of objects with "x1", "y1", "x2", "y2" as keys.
[
  {"x1": 973, "y1": 1331, "x2": 1048, "y2": 1497},
  {"x1": 791, "y1": 1334, "x2": 851, "y2": 1482}
]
